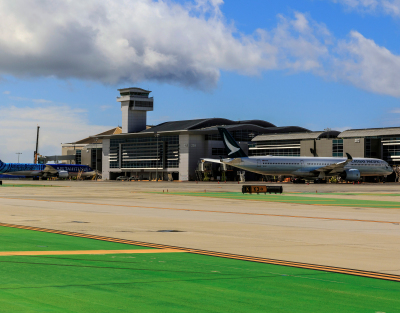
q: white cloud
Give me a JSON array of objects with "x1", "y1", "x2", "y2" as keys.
[
  {"x1": 391, "y1": 108, "x2": 400, "y2": 113},
  {"x1": 382, "y1": 0, "x2": 400, "y2": 16},
  {"x1": 100, "y1": 105, "x2": 112, "y2": 111},
  {"x1": 331, "y1": 0, "x2": 400, "y2": 16},
  {"x1": 331, "y1": 126, "x2": 353, "y2": 132},
  {"x1": 0, "y1": 1, "x2": 399, "y2": 97},
  {"x1": 3, "y1": 90, "x2": 10, "y2": 94},
  {"x1": 334, "y1": 31, "x2": 400, "y2": 97},
  {"x1": 0, "y1": 105, "x2": 114, "y2": 163},
  {"x1": 0, "y1": 0, "x2": 276, "y2": 89},
  {"x1": 9, "y1": 96, "x2": 53, "y2": 104},
  {"x1": 0, "y1": 1, "x2": 334, "y2": 90}
]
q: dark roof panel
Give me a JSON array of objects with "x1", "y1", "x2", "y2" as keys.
[
  {"x1": 139, "y1": 119, "x2": 209, "y2": 133},
  {"x1": 139, "y1": 118, "x2": 276, "y2": 133},
  {"x1": 238, "y1": 120, "x2": 276, "y2": 128}
]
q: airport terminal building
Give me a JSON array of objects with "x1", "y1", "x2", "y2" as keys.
[{"x1": 73, "y1": 87, "x2": 400, "y2": 181}]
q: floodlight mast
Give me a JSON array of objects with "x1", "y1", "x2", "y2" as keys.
[{"x1": 34, "y1": 126, "x2": 40, "y2": 164}]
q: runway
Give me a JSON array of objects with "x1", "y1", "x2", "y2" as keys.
[{"x1": 1, "y1": 180, "x2": 399, "y2": 275}]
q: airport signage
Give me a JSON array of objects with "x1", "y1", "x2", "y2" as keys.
[{"x1": 242, "y1": 185, "x2": 283, "y2": 194}]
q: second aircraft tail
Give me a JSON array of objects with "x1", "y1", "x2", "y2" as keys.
[{"x1": 217, "y1": 127, "x2": 248, "y2": 158}]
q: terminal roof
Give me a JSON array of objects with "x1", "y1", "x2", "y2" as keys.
[
  {"x1": 339, "y1": 127, "x2": 400, "y2": 138},
  {"x1": 252, "y1": 130, "x2": 339, "y2": 141},
  {"x1": 139, "y1": 118, "x2": 276, "y2": 133},
  {"x1": 67, "y1": 127, "x2": 122, "y2": 144}
]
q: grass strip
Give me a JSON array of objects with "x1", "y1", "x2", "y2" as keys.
[
  {"x1": 161, "y1": 192, "x2": 400, "y2": 208},
  {"x1": 0, "y1": 226, "x2": 150, "y2": 252},
  {"x1": 0, "y1": 252, "x2": 399, "y2": 312},
  {"x1": 1, "y1": 226, "x2": 399, "y2": 312}
]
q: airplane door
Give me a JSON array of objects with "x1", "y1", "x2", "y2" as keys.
[
  {"x1": 257, "y1": 160, "x2": 261, "y2": 167},
  {"x1": 300, "y1": 160, "x2": 304, "y2": 167}
]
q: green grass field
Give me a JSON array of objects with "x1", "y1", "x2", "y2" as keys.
[
  {"x1": 0, "y1": 226, "x2": 399, "y2": 312},
  {"x1": 161, "y1": 192, "x2": 400, "y2": 208}
]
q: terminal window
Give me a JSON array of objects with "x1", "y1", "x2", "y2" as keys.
[
  {"x1": 332, "y1": 139, "x2": 343, "y2": 157},
  {"x1": 110, "y1": 135, "x2": 179, "y2": 169},
  {"x1": 248, "y1": 139, "x2": 300, "y2": 157},
  {"x1": 75, "y1": 150, "x2": 82, "y2": 165}
]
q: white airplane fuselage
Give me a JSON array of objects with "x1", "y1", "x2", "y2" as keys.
[{"x1": 219, "y1": 156, "x2": 393, "y2": 178}]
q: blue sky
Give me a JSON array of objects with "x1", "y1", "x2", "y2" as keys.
[{"x1": 1, "y1": 0, "x2": 400, "y2": 162}]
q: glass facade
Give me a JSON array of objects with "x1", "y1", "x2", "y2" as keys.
[
  {"x1": 249, "y1": 140, "x2": 300, "y2": 156},
  {"x1": 332, "y1": 139, "x2": 343, "y2": 157},
  {"x1": 75, "y1": 150, "x2": 81, "y2": 164},
  {"x1": 110, "y1": 135, "x2": 179, "y2": 169},
  {"x1": 382, "y1": 137, "x2": 400, "y2": 160},
  {"x1": 206, "y1": 129, "x2": 260, "y2": 142}
]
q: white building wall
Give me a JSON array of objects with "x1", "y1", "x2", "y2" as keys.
[
  {"x1": 102, "y1": 138, "x2": 111, "y2": 180},
  {"x1": 121, "y1": 102, "x2": 147, "y2": 133},
  {"x1": 188, "y1": 135, "x2": 207, "y2": 180},
  {"x1": 179, "y1": 134, "x2": 190, "y2": 181}
]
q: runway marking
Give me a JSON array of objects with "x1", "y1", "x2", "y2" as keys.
[
  {"x1": 0, "y1": 249, "x2": 184, "y2": 256},
  {"x1": 1, "y1": 222, "x2": 400, "y2": 282},
  {"x1": 0, "y1": 197, "x2": 399, "y2": 225}
]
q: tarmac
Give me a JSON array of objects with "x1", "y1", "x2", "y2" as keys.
[{"x1": 1, "y1": 180, "x2": 399, "y2": 275}]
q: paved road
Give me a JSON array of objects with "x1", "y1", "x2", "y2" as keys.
[{"x1": 1, "y1": 180, "x2": 399, "y2": 274}]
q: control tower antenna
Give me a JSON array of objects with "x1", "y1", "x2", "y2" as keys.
[{"x1": 34, "y1": 125, "x2": 40, "y2": 164}]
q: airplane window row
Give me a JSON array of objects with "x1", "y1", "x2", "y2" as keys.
[
  {"x1": 308, "y1": 163, "x2": 330, "y2": 165},
  {"x1": 262, "y1": 163, "x2": 300, "y2": 165}
]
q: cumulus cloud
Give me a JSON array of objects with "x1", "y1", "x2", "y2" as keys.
[
  {"x1": 0, "y1": 0, "x2": 274, "y2": 89},
  {"x1": 334, "y1": 31, "x2": 400, "y2": 97},
  {"x1": 0, "y1": 0, "x2": 333, "y2": 89},
  {"x1": 0, "y1": 105, "x2": 114, "y2": 163},
  {"x1": 0, "y1": 0, "x2": 400, "y2": 97}
]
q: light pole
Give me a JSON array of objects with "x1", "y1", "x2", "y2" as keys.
[
  {"x1": 16, "y1": 152, "x2": 22, "y2": 163},
  {"x1": 95, "y1": 138, "x2": 99, "y2": 181},
  {"x1": 155, "y1": 133, "x2": 159, "y2": 181}
]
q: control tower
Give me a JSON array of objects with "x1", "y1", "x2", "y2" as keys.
[{"x1": 117, "y1": 87, "x2": 154, "y2": 133}]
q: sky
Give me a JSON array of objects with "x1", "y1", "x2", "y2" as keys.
[{"x1": 1, "y1": 0, "x2": 400, "y2": 163}]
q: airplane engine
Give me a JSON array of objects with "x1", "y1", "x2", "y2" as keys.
[
  {"x1": 57, "y1": 171, "x2": 69, "y2": 179},
  {"x1": 340, "y1": 169, "x2": 360, "y2": 181}
]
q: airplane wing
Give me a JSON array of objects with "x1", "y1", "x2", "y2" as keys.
[
  {"x1": 41, "y1": 165, "x2": 58, "y2": 175},
  {"x1": 313, "y1": 153, "x2": 353, "y2": 174}
]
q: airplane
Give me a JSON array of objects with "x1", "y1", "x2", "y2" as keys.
[
  {"x1": 202, "y1": 128, "x2": 393, "y2": 182},
  {"x1": 0, "y1": 160, "x2": 95, "y2": 179}
]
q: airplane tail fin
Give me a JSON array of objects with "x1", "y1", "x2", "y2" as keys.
[{"x1": 217, "y1": 127, "x2": 248, "y2": 158}]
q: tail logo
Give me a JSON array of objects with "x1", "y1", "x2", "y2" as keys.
[{"x1": 223, "y1": 134, "x2": 240, "y2": 156}]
